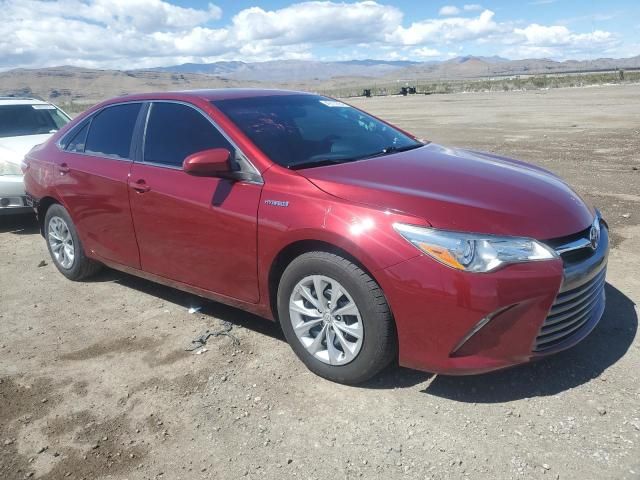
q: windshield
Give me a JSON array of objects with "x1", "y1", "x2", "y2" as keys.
[
  {"x1": 0, "y1": 104, "x2": 70, "y2": 138},
  {"x1": 212, "y1": 94, "x2": 422, "y2": 169}
]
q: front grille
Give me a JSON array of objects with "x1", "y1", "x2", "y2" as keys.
[
  {"x1": 542, "y1": 219, "x2": 600, "y2": 265},
  {"x1": 534, "y1": 268, "x2": 606, "y2": 352}
]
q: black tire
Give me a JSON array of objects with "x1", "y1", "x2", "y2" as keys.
[
  {"x1": 44, "y1": 203, "x2": 101, "y2": 281},
  {"x1": 277, "y1": 251, "x2": 396, "y2": 384}
]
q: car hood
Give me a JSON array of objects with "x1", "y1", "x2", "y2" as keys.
[
  {"x1": 0, "y1": 134, "x2": 53, "y2": 165},
  {"x1": 299, "y1": 143, "x2": 594, "y2": 240}
]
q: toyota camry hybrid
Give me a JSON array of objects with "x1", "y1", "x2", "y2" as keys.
[{"x1": 23, "y1": 89, "x2": 609, "y2": 384}]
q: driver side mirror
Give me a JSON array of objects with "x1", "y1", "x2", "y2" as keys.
[{"x1": 183, "y1": 148, "x2": 232, "y2": 177}]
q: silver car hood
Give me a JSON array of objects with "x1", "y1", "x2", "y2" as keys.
[{"x1": 0, "y1": 134, "x2": 53, "y2": 165}]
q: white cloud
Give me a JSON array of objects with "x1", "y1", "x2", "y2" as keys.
[
  {"x1": 413, "y1": 47, "x2": 442, "y2": 58},
  {"x1": 502, "y1": 24, "x2": 619, "y2": 59},
  {"x1": 0, "y1": 0, "x2": 405, "y2": 68},
  {"x1": 438, "y1": 5, "x2": 461, "y2": 16},
  {"x1": 439, "y1": 4, "x2": 481, "y2": 15},
  {"x1": 231, "y1": 2, "x2": 402, "y2": 45},
  {"x1": 388, "y1": 9, "x2": 500, "y2": 45},
  {"x1": 514, "y1": 24, "x2": 614, "y2": 47},
  {"x1": 0, "y1": 0, "x2": 623, "y2": 69},
  {"x1": 9, "y1": 0, "x2": 222, "y2": 33}
]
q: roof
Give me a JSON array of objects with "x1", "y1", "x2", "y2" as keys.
[
  {"x1": 185, "y1": 88, "x2": 313, "y2": 101},
  {"x1": 110, "y1": 88, "x2": 314, "y2": 104},
  {"x1": 0, "y1": 97, "x2": 51, "y2": 106}
]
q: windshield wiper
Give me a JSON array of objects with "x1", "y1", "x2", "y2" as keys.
[
  {"x1": 288, "y1": 157, "x2": 361, "y2": 170},
  {"x1": 364, "y1": 143, "x2": 424, "y2": 159},
  {"x1": 289, "y1": 143, "x2": 424, "y2": 170}
]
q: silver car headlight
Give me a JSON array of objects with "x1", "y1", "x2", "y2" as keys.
[
  {"x1": 393, "y1": 223, "x2": 557, "y2": 273},
  {"x1": 0, "y1": 159, "x2": 23, "y2": 176}
]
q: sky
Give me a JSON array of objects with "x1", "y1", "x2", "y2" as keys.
[{"x1": 1, "y1": 0, "x2": 639, "y2": 70}]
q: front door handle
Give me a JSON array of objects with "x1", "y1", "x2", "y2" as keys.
[
  {"x1": 131, "y1": 179, "x2": 150, "y2": 193},
  {"x1": 58, "y1": 163, "x2": 70, "y2": 175}
]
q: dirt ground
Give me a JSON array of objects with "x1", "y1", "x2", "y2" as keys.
[{"x1": 1, "y1": 84, "x2": 639, "y2": 480}]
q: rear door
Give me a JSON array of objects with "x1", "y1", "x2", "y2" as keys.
[
  {"x1": 54, "y1": 103, "x2": 142, "y2": 268},
  {"x1": 128, "y1": 101, "x2": 262, "y2": 303}
]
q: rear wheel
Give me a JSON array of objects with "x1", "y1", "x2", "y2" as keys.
[
  {"x1": 278, "y1": 251, "x2": 396, "y2": 384},
  {"x1": 44, "y1": 204, "x2": 101, "y2": 280}
]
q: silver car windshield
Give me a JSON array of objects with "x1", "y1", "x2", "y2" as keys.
[{"x1": 0, "y1": 104, "x2": 70, "y2": 138}]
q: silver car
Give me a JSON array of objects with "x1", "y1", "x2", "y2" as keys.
[{"x1": 0, "y1": 97, "x2": 71, "y2": 215}]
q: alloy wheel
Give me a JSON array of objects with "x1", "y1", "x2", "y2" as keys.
[
  {"x1": 48, "y1": 216, "x2": 75, "y2": 269},
  {"x1": 289, "y1": 275, "x2": 364, "y2": 365}
]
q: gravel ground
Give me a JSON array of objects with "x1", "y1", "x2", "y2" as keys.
[{"x1": 1, "y1": 84, "x2": 639, "y2": 480}]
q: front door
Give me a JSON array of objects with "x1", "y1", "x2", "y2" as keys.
[
  {"x1": 55, "y1": 103, "x2": 142, "y2": 268},
  {"x1": 128, "y1": 101, "x2": 262, "y2": 303}
]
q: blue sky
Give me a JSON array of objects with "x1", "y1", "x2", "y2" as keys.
[{"x1": 1, "y1": 0, "x2": 639, "y2": 69}]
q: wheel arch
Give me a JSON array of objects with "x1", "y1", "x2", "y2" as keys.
[
  {"x1": 267, "y1": 239, "x2": 389, "y2": 325},
  {"x1": 36, "y1": 196, "x2": 62, "y2": 236}
]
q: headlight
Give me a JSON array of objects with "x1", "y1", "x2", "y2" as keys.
[
  {"x1": 0, "y1": 159, "x2": 23, "y2": 176},
  {"x1": 393, "y1": 223, "x2": 557, "y2": 273}
]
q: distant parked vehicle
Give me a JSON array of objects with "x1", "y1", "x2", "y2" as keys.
[
  {"x1": 0, "y1": 97, "x2": 70, "y2": 215},
  {"x1": 24, "y1": 89, "x2": 608, "y2": 384}
]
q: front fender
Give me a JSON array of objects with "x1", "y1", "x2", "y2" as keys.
[{"x1": 257, "y1": 168, "x2": 424, "y2": 317}]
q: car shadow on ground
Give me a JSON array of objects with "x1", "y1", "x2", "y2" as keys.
[
  {"x1": 423, "y1": 283, "x2": 637, "y2": 402},
  {"x1": 98, "y1": 267, "x2": 433, "y2": 388},
  {"x1": 0, "y1": 213, "x2": 39, "y2": 235},
  {"x1": 85, "y1": 269, "x2": 636, "y2": 398},
  {"x1": 90, "y1": 268, "x2": 286, "y2": 342}
]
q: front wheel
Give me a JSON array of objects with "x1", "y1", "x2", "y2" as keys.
[
  {"x1": 44, "y1": 204, "x2": 101, "y2": 281},
  {"x1": 277, "y1": 251, "x2": 396, "y2": 384}
]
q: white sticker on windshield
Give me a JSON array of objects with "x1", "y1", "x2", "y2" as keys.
[
  {"x1": 319, "y1": 100, "x2": 349, "y2": 108},
  {"x1": 31, "y1": 105, "x2": 56, "y2": 110}
]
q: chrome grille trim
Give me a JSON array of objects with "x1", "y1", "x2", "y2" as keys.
[
  {"x1": 555, "y1": 237, "x2": 592, "y2": 255},
  {"x1": 534, "y1": 267, "x2": 606, "y2": 352},
  {"x1": 544, "y1": 215, "x2": 602, "y2": 263}
]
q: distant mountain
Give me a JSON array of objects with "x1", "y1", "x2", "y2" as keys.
[
  {"x1": 152, "y1": 61, "x2": 245, "y2": 76},
  {"x1": 384, "y1": 55, "x2": 640, "y2": 80},
  {"x1": 149, "y1": 55, "x2": 640, "y2": 84},
  {"x1": 0, "y1": 66, "x2": 259, "y2": 104},
  {"x1": 2, "y1": 55, "x2": 638, "y2": 105},
  {"x1": 448, "y1": 55, "x2": 510, "y2": 64},
  {"x1": 337, "y1": 59, "x2": 421, "y2": 67},
  {"x1": 150, "y1": 59, "x2": 423, "y2": 81}
]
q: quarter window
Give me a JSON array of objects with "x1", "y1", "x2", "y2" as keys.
[
  {"x1": 144, "y1": 102, "x2": 232, "y2": 168},
  {"x1": 65, "y1": 122, "x2": 89, "y2": 153},
  {"x1": 84, "y1": 103, "x2": 141, "y2": 159}
]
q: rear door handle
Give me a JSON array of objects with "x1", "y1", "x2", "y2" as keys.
[
  {"x1": 58, "y1": 163, "x2": 70, "y2": 175},
  {"x1": 131, "y1": 179, "x2": 150, "y2": 193}
]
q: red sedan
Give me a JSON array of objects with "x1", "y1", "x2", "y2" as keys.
[{"x1": 23, "y1": 89, "x2": 609, "y2": 384}]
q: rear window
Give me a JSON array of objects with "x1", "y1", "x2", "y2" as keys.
[
  {"x1": 0, "y1": 104, "x2": 70, "y2": 138},
  {"x1": 85, "y1": 103, "x2": 142, "y2": 159}
]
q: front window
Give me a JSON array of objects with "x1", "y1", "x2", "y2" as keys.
[
  {"x1": 212, "y1": 94, "x2": 422, "y2": 169},
  {"x1": 144, "y1": 102, "x2": 233, "y2": 168},
  {"x1": 0, "y1": 104, "x2": 70, "y2": 138}
]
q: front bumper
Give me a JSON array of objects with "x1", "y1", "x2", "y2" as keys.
[
  {"x1": 380, "y1": 223, "x2": 609, "y2": 375},
  {"x1": 0, "y1": 175, "x2": 32, "y2": 215}
]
